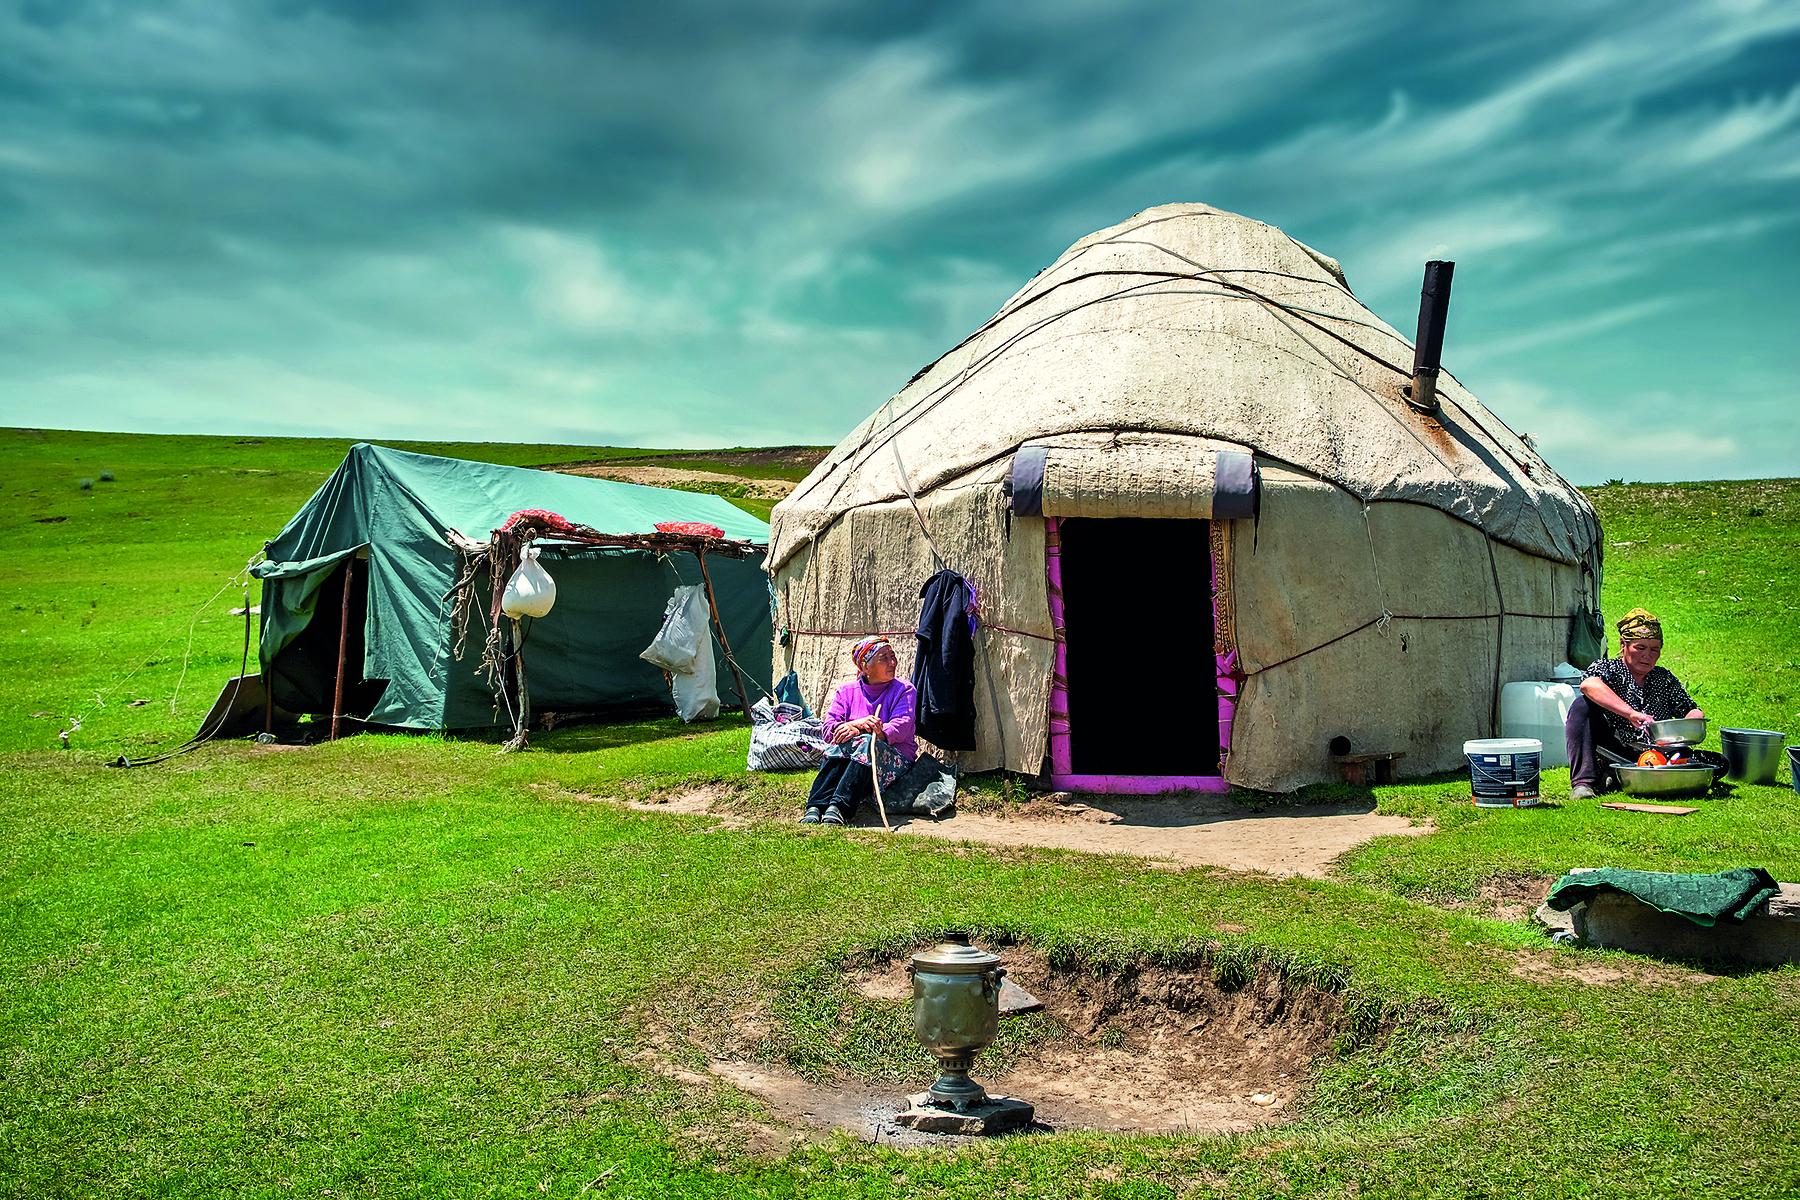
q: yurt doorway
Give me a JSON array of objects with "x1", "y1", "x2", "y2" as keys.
[{"x1": 1053, "y1": 517, "x2": 1220, "y2": 786}]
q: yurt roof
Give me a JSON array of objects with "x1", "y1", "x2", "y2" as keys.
[{"x1": 771, "y1": 203, "x2": 1598, "y2": 571}]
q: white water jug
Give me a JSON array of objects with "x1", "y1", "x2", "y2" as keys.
[{"x1": 501, "y1": 545, "x2": 557, "y2": 619}]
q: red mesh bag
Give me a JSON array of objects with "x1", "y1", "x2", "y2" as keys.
[
  {"x1": 502, "y1": 509, "x2": 577, "y2": 534},
  {"x1": 656, "y1": 521, "x2": 726, "y2": 539}
]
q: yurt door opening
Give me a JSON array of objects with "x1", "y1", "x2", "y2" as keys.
[{"x1": 1047, "y1": 516, "x2": 1226, "y2": 793}]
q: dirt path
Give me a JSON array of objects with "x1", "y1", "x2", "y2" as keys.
[
  {"x1": 639, "y1": 788, "x2": 1429, "y2": 877},
  {"x1": 547, "y1": 461, "x2": 795, "y2": 498},
  {"x1": 868, "y1": 794, "x2": 1428, "y2": 878}
]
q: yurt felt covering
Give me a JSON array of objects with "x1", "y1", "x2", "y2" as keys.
[{"x1": 769, "y1": 204, "x2": 1600, "y2": 791}]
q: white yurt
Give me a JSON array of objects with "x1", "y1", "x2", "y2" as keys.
[{"x1": 767, "y1": 203, "x2": 1601, "y2": 791}]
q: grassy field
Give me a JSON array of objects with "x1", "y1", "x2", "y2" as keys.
[{"x1": 3, "y1": 429, "x2": 1799, "y2": 1198}]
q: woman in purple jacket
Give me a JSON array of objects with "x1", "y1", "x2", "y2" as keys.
[{"x1": 800, "y1": 636, "x2": 918, "y2": 826}]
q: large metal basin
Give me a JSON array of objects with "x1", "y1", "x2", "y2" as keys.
[
  {"x1": 1647, "y1": 717, "x2": 1707, "y2": 748},
  {"x1": 1611, "y1": 762, "x2": 1718, "y2": 798}
]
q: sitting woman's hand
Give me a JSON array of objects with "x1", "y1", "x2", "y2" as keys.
[{"x1": 829, "y1": 716, "x2": 882, "y2": 744}]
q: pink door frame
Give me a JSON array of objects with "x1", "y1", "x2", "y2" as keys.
[{"x1": 1044, "y1": 515, "x2": 1232, "y2": 794}]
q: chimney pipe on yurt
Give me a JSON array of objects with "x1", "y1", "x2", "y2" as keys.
[
  {"x1": 767, "y1": 205, "x2": 1599, "y2": 792},
  {"x1": 1408, "y1": 260, "x2": 1455, "y2": 413}
]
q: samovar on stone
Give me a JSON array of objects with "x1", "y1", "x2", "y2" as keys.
[{"x1": 892, "y1": 932, "x2": 1035, "y2": 1135}]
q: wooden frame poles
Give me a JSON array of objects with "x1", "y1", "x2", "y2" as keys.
[
  {"x1": 330, "y1": 556, "x2": 356, "y2": 742},
  {"x1": 695, "y1": 548, "x2": 751, "y2": 715}
]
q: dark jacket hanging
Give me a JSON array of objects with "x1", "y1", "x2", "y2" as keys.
[{"x1": 915, "y1": 569, "x2": 977, "y2": 750}]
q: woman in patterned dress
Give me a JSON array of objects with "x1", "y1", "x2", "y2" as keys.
[
  {"x1": 799, "y1": 637, "x2": 918, "y2": 826},
  {"x1": 1566, "y1": 607, "x2": 1722, "y2": 799}
]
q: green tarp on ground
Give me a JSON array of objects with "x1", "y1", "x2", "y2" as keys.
[
  {"x1": 251, "y1": 443, "x2": 773, "y2": 730},
  {"x1": 1547, "y1": 867, "x2": 1781, "y2": 927}
]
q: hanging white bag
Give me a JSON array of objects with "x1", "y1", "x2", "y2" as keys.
[
  {"x1": 670, "y1": 619, "x2": 720, "y2": 722},
  {"x1": 501, "y1": 545, "x2": 557, "y2": 619},
  {"x1": 640, "y1": 585, "x2": 708, "y2": 674}
]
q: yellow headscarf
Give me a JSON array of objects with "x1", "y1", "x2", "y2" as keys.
[{"x1": 1616, "y1": 607, "x2": 1663, "y2": 642}]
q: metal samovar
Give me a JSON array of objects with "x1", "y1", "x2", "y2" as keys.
[{"x1": 907, "y1": 932, "x2": 1005, "y2": 1111}]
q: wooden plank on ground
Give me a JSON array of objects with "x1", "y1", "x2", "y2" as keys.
[{"x1": 1601, "y1": 802, "x2": 1699, "y2": 816}]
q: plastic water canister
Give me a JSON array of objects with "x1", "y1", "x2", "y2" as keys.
[
  {"x1": 1465, "y1": 737, "x2": 1543, "y2": 807},
  {"x1": 1500, "y1": 682, "x2": 1577, "y2": 769}
]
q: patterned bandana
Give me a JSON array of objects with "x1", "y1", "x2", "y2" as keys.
[
  {"x1": 850, "y1": 636, "x2": 892, "y2": 670},
  {"x1": 1616, "y1": 607, "x2": 1663, "y2": 642}
]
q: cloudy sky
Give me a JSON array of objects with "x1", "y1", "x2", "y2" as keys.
[{"x1": 2, "y1": 0, "x2": 1796, "y2": 483}]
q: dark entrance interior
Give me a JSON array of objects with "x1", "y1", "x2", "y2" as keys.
[
  {"x1": 265, "y1": 558, "x2": 388, "y2": 719},
  {"x1": 1059, "y1": 517, "x2": 1218, "y2": 777}
]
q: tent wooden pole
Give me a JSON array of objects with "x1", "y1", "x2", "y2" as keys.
[
  {"x1": 696, "y1": 549, "x2": 750, "y2": 714},
  {"x1": 331, "y1": 557, "x2": 355, "y2": 742},
  {"x1": 260, "y1": 586, "x2": 275, "y2": 737},
  {"x1": 509, "y1": 616, "x2": 530, "y2": 751}
]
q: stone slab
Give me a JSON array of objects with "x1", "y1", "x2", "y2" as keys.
[
  {"x1": 998, "y1": 976, "x2": 1044, "y2": 1014},
  {"x1": 1534, "y1": 903, "x2": 1575, "y2": 937},
  {"x1": 893, "y1": 1093, "x2": 1035, "y2": 1135}
]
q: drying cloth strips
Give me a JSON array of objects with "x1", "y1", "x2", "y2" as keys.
[{"x1": 1546, "y1": 866, "x2": 1780, "y2": 927}]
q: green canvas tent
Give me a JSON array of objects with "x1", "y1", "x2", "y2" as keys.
[{"x1": 252, "y1": 443, "x2": 773, "y2": 730}]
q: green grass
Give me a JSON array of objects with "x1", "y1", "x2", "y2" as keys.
[{"x1": 5, "y1": 431, "x2": 1800, "y2": 1198}]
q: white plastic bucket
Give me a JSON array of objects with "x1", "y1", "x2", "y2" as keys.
[{"x1": 1466, "y1": 738, "x2": 1542, "y2": 807}]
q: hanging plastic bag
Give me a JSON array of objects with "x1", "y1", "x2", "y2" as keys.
[
  {"x1": 1568, "y1": 607, "x2": 1605, "y2": 670},
  {"x1": 670, "y1": 616, "x2": 720, "y2": 722},
  {"x1": 640, "y1": 585, "x2": 708, "y2": 674},
  {"x1": 501, "y1": 545, "x2": 557, "y2": 619},
  {"x1": 1567, "y1": 563, "x2": 1605, "y2": 669}
]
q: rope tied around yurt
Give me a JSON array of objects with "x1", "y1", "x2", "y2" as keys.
[
  {"x1": 795, "y1": 241, "x2": 1488, "y2": 534},
  {"x1": 1244, "y1": 606, "x2": 1568, "y2": 678},
  {"x1": 1359, "y1": 504, "x2": 1396, "y2": 637}
]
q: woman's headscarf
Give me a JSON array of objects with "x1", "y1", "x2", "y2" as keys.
[
  {"x1": 1617, "y1": 607, "x2": 1663, "y2": 642},
  {"x1": 850, "y1": 636, "x2": 892, "y2": 673}
]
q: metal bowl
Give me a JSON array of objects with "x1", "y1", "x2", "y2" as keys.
[
  {"x1": 1646, "y1": 717, "x2": 1707, "y2": 748},
  {"x1": 1610, "y1": 762, "x2": 1718, "y2": 798}
]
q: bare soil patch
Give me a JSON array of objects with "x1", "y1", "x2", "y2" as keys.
[
  {"x1": 1412, "y1": 874, "x2": 1556, "y2": 923},
  {"x1": 614, "y1": 787, "x2": 1427, "y2": 878},
  {"x1": 700, "y1": 947, "x2": 1363, "y2": 1145},
  {"x1": 1506, "y1": 949, "x2": 1720, "y2": 988},
  {"x1": 543, "y1": 461, "x2": 795, "y2": 498},
  {"x1": 878, "y1": 794, "x2": 1429, "y2": 879},
  {"x1": 1479, "y1": 875, "x2": 1555, "y2": 922},
  {"x1": 582, "y1": 447, "x2": 831, "y2": 472},
  {"x1": 631, "y1": 782, "x2": 740, "y2": 814}
]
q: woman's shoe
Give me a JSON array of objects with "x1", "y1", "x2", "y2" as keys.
[
  {"x1": 821, "y1": 806, "x2": 847, "y2": 825},
  {"x1": 799, "y1": 807, "x2": 824, "y2": 824},
  {"x1": 1570, "y1": 784, "x2": 1597, "y2": 801}
]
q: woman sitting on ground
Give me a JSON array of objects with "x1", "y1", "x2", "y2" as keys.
[
  {"x1": 801, "y1": 637, "x2": 918, "y2": 826},
  {"x1": 1565, "y1": 607, "x2": 1724, "y2": 800}
]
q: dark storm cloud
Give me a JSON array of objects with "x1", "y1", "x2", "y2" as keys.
[{"x1": 0, "y1": 0, "x2": 1796, "y2": 478}]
